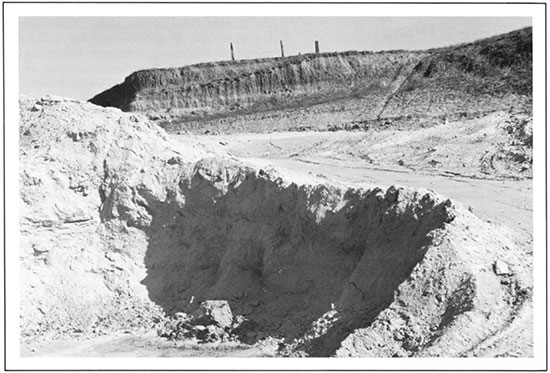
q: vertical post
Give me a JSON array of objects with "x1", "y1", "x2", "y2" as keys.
[
  {"x1": 280, "y1": 40, "x2": 285, "y2": 58},
  {"x1": 230, "y1": 42, "x2": 235, "y2": 61},
  {"x1": 315, "y1": 41, "x2": 319, "y2": 54}
]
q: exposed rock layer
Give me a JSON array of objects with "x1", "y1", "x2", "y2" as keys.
[{"x1": 90, "y1": 51, "x2": 426, "y2": 116}]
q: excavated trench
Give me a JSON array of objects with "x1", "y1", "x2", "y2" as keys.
[{"x1": 115, "y1": 159, "x2": 457, "y2": 355}]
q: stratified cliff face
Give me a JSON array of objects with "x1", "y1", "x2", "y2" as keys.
[
  {"x1": 90, "y1": 51, "x2": 427, "y2": 117},
  {"x1": 89, "y1": 27, "x2": 531, "y2": 128}
]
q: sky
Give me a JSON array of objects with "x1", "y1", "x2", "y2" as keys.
[{"x1": 19, "y1": 17, "x2": 532, "y2": 101}]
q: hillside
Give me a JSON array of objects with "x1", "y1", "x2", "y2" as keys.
[
  {"x1": 378, "y1": 27, "x2": 532, "y2": 120},
  {"x1": 89, "y1": 27, "x2": 531, "y2": 133}
]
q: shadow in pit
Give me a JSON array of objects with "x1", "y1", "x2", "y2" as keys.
[
  {"x1": 135, "y1": 164, "x2": 452, "y2": 351},
  {"x1": 299, "y1": 259, "x2": 426, "y2": 357}
]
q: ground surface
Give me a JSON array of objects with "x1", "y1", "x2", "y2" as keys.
[
  {"x1": 190, "y1": 127, "x2": 532, "y2": 239},
  {"x1": 22, "y1": 331, "x2": 279, "y2": 357}
]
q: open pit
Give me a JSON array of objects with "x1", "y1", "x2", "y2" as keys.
[
  {"x1": 128, "y1": 159, "x2": 454, "y2": 352},
  {"x1": 19, "y1": 97, "x2": 532, "y2": 357}
]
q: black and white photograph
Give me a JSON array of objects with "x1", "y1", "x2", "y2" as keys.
[{"x1": 3, "y1": 2, "x2": 547, "y2": 371}]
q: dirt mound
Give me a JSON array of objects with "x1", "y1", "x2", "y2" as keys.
[
  {"x1": 19, "y1": 95, "x2": 212, "y2": 338},
  {"x1": 20, "y1": 97, "x2": 531, "y2": 356}
]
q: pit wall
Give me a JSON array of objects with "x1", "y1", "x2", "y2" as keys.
[
  {"x1": 20, "y1": 107, "x2": 455, "y2": 343},
  {"x1": 97, "y1": 157, "x2": 524, "y2": 357},
  {"x1": 127, "y1": 159, "x2": 454, "y2": 338}
]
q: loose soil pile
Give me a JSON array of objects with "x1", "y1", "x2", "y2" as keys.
[{"x1": 19, "y1": 97, "x2": 532, "y2": 356}]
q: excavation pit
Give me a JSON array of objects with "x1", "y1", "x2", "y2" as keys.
[
  {"x1": 19, "y1": 99, "x2": 531, "y2": 358},
  {"x1": 107, "y1": 159, "x2": 459, "y2": 354}
]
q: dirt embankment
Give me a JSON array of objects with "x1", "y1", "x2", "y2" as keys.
[
  {"x1": 20, "y1": 97, "x2": 531, "y2": 356},
  {"x1": 90, "y1": 51, "x2": 426, "y2": 119},
  {"x1": 89, "y1": 27, "x2": 531, "y2": 134}
]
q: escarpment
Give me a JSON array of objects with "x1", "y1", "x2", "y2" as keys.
[
  {"x1": 90, "y1": 51, "x2": 427, "y2": 118},
  {"x1": 89, "y1": 27, "x2": 531, "y2": 130}
]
